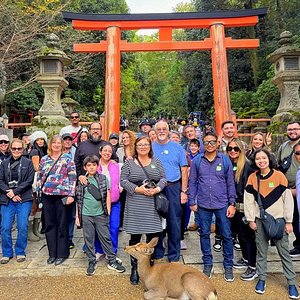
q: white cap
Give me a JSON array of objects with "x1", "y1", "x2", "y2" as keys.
[
  {"x1": 30, "y1": 131, "x2": 47, "y2": 145},
  {"x1": 0, "y1": 134, "x2": 9, "y2": 142}
]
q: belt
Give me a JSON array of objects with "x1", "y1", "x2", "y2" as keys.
[{"x1": 166, "y1": 179, "x2": 181, "y2": 186}]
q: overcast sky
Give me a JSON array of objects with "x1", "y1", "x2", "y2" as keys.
[{"x1": 126, "y1": 0, "x2": 190, "y2": 34}]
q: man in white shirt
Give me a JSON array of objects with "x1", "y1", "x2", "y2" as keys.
[{"x1": 60, "y1": 112, "x2": 82, "y2": 145}]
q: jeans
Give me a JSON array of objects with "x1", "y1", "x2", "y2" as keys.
[
  {"x1": 95, "y1": 201, "x2": 121, "y2": 254},
  {"x1": 1, "y1": 200, "x2": 32, "y2": 257},
  {"x1": 197, "y1": 206, "x2": 233, "y2": 268},
  {"x1": 67, "y1": 201, "x2": 76, "y2": 242}
]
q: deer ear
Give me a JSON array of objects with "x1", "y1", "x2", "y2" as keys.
[{"x1": 148, "y1": 237, "x2": 159, "y2": 247}]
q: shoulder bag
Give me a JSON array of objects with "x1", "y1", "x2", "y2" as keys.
[
  {"x1": 256, "y1": 173, "x2": 285, "y2": 240},
  {"x1": 136, "y1": 158, "x2": 169, "y2": 218},
  {"x1": 37, "y1": 154, "x2": 62, "y2": 208}
]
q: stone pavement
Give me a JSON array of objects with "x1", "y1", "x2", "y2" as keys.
[{"x1": 1, "y1": 227, "x2": 300, "y2": 277}]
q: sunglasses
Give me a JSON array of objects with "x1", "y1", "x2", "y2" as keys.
[
  {"x1": 11, "y1": 147, "x2": 23, "y2": 152},
  {"x1": 203, "y1": 140, "x2": 217, "y2": 146},
  {"x1": 0, "y1": 140, "x2": 9, "y2": 144},
  {"x1": 227, "y1": 146, "x2": 240, "y2": 152},
  {"x1": 70, "y1": 116, "x2": 79, "y2": 119},
  {"x1": 295, "y1": 151, "x2": 300, "y2": 156}
]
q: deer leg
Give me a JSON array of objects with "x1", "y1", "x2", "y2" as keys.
[{"x1": 143, "y1": 289, "x2": 165, "y2": 300}]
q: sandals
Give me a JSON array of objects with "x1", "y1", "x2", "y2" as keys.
[
  {"x1": 16, "y1": 255, "x2": 26, "y2": 263},
  {"x1": 0, "y1": 257, "x2": 12, "y2": 264}
]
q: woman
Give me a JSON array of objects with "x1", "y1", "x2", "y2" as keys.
[
  {"x1": 37, "y1": 135, "x2": 76, "y2": 266},
  {"x1": 77, "y1": 129, "x2": 88, "y2": 146},
  {"x1": 121, "y1": 136, "x2": 167, "y2": 285},
  {"x1": 0, "y1": 134, "x2": 10, "y2": 164},
  {"x1": 226, "y1": 138, "x2": 256, "y2": 281},
  {"x1": 96, "y1": 142, "x2": 122, "y2": 256},
  {"x1": 244, "y1": 149, "x2": 299, "y2": 298},
  {"x1": 116, "y1": 130, "x2": 136, "y2": 164},
  {"x1": 28, "y1": 131, "x2": 48, "y2": 241},
  {"x1": 149, "y1": 129, "x2": 157, "y2": 142},
  {"x1": 0, "y1": 139, "x2": 34, "y2": 264}
]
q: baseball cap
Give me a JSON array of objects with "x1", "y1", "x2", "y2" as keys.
[
  {"x1": 0, "y1": 134, "x2": 9, "y2": 142},
  {"x1": 62, "y1": 133, "x2": 73, "y2": 140},
  {"x1": 109, "y1": 133, "x2": 119, "y2": 140}
]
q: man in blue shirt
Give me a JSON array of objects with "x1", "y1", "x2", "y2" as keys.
[
  {"x1": 152, "y1": 120, "x2": 188, "y2": 262},
  {"x1": 188, "y1": 132, "x2": 236, "y2": 281}
]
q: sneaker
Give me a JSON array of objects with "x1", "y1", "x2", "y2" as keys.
[
  {"x1": 233, "y1": 258, "x2": 248, "y2": 269},
  {"x1": 241, "y1": 266, "x2": 258, "y2": 281},
  {"x1": 104, "y1": 255, "x2": 122, "y2": 264},
  {"x1": 213, "y1": 239, "x2": 222, "y2": 252},
  {"x1": 16, "y1": 255, "x2": 26, "y2": 263},
  {"x1": 180, "y1": 240, "x2": 187, "y2": 250},
  {"x1": 289, "y1": 285, "x2": 300, "y2": 299},
  {"x1": 107, "y1": 260, "x2": 126, "y2": 273},
  {"x1": 0, "y1": 257, "x2": 12, "y2": 264},
  {"x1": 233, "y1": 238, "x2": 241, "y2": 251},
  {"x1": 86, "y1": 261, "x2": 97, "y2": 276},
  {"x1": 69, "y1": 240, "x2": 75, "y2": 249},
  {"x1": 289, "y1": 248, "x2": 300, "y2": 257},
  {"x1": 255, "y1": 280, "x2": 266, "y2": 294},
  {"x1": 224, "y1": 267, "x2": 234, "y2": 282},
  {"x1": 203, "y1": 265, "x2": 214, "y2": 278}
]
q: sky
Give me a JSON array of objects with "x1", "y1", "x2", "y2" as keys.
[{"x1": 126, "y1": 0, "x2": 190, "y2": 35}]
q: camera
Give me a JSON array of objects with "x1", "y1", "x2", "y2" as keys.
[
  {"x1": 8, "y1": 180, "x2": 18, "y2": 189},
  {"x1": 142, "y1": 179, "x2": 156, "y2": 189}
]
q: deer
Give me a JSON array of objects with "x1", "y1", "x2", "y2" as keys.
[{"x1": 125, "y1": 237, "x2": 218, "y2": 300}]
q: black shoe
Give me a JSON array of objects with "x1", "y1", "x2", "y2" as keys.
[
  {"x1": 47, "y1": 257, "x2": 56, "y2": 264},
  {"x1": 130, "y1": 256, "x2": 139, "y2": 284},
  {"x1": 241, "y1": 266, "x2": 258, "y2": 281},
  {"x1": 86, "y1": 261, "x2": 97, "y2": 276},
  {"x1": 213, "y1": 239, "x2": 222, "y2": 252},
  {"x1": 290, "y1": 248, "x2": 300, "y2": 257},
  {"x1": 69, "y1": 240, "x2": 75, "y2": 249},
  {"x1": 55, "y1": 258, "x2": 66, "y2": 266},
  {"x1": 107, "y1": 260, "x2": 126, "y2": 273},
  {"x1": 203, "y1": 265, "x2": 214, "y2": 279},
  {"x1": 233, "y1": 258, "x2": 248, "y2": 269}
]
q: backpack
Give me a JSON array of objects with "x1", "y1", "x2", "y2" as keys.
[{"x1": 278, "y1": 141, "x2": 293, "y2": 174}]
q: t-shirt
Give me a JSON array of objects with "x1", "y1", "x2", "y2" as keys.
[
  {"x1": 82, "y1": 176, "x2": 104, "y2": 216},
  {"x1": 152, "y1": 141, "x2": 187, "y2": 182},
  {"x1": 59, "y1": 125, "x2": 82, "y2": 143}
]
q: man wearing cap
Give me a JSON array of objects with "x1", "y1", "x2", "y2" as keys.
[
  {"x1": 0, "y1": 135, "x2": 10, "y2": 164},
  {"x1": 136, "y1": 119, "x2": 152, "y2": 138},
  {"x1": 60, "y1": 112, "x2": 83, "y2": 145},
  {"x1": 62, "y1": 133, "x2": 76, "y2": 161}
]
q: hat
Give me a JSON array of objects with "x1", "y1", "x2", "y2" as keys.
[
  {"x1": 139, "y1": 119, "x2": 152, "y2": 128},
  {"x1": 30, "y1": 131, "x2": 47, "y2": 145},
  {"x1": 62, "y1": 133, "x2": 73, "y2": 140},
  {"x1": 109, "y1": 133, "x2": 119, "y2": 140},
  {"x1": 19, "y1": 132, "x2": 30, "y2": 140},
  {"x1": 0, "y1": 134, "x2": 9, "y2": 142}
]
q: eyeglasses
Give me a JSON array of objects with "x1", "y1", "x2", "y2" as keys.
[
  {"x1": 11, "y1": 147, "x2": 23, "y2": 152},
  {"x1": 287, "y1": 128, "x2": 300, "y2": 132},
  {"x1": 0, "y1": 140, "x2": 9, "y2": 144},
  {"x1": 70, "y1": 116, "x2": 79, "y2": 119},
  {"x1": 90, "y1": 128, "x2": 101, "y2": 131},
  {"x1": 227, "y1": 146, "x2": 240, "y2": 152},
  {"x1": 136, "y1": 144, "x2": 150, "y2": 148},
  {"x1": 294, "y1": 151, "x2": 300, "y2": 156},
  {"x1": 203, "y1": 140, "x2": 217, "y2": 146}
]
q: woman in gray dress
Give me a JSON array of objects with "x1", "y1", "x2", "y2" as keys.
[{"x1": 121, "y1": 136, "x2": 167, "y2": 285}]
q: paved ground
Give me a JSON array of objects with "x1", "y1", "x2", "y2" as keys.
[{"x1": 0, "y1": 228, "x2": 299, "y2": 299}]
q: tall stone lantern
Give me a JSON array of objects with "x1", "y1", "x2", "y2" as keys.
[
  {"x1": 267, "y1": 31, "x2": 300, "y2": 122},
  {"x1": 32, "y1": 33, "x2": 72, "y2": 134}
]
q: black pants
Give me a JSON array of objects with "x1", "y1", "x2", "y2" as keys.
[
  {"x1": 129, "y1": 232, "x2": 160, "y2": 246},
  {"x1": 42, "y1": 194, "x2": 69, "y2": 259}
]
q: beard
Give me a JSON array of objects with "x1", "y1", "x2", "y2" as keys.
[
  {"x1": 91, "y1": 135, "x2": 101, "y2": 143},
  {"x1": 288, "y1": 135, "x2": 300, "y2": 141}
]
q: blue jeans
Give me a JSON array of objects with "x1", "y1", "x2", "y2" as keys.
[
  {"x1": 197, "y1": 206, "x2": 233, "y2": 268},
  {"x1": 1, "y1": 200, "x2": 32, "y2": 257},
  {"x1": 95, "y1": 202, "x2": 121, "y2": 254}
]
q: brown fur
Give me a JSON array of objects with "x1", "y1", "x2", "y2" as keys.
[{"x1": 125, "y1": 238, "x2": 218, "y2": 300}]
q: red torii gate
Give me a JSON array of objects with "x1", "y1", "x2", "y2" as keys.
[{"x1": 63, "y1": 8, "x2": 267, "y2": 139}]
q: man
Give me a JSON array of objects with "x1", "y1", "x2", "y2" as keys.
[
  {"x1": 189, "y1": 132, "x2": 236, "y2": 282},
  {"x1": 19, "y1": 133, "x2": 31, "y2": 158},
  {"x1": 74, "y1": 122, "x2": 105, "y2": 178},
  {"x1": 277, "y1": 121, "x2": 300, "y2": 257},
  {"x1": 60, "y1": 112, "x2": 83, "y2": 145},
  {"x1": 62, "y1": 133, "x2": 76, "y2": 160},
  {"x1": 136, "y1": 119, "x2": 152, "y2": 138},
  {"x1": 152, "y1": 120, "x2": 188, "y2": 262}
]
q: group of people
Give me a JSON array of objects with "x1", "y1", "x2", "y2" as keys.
[{"x1": 0, "y1": 112, "x2": 300, "y2": 299}]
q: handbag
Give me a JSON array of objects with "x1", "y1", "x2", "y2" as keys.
[
  {"x1": 86, "y1": 183, "x2": 102, "y2": 200},
  {"x1": 37, "y1": 154, "x2": 62, "y2": 208},
  {"x1": 256, "y1": 173, "x2": 285, "y2": 240},
  {"x1": 278, "y1": 152, "x2": 293, "y2": 174},
  {"x1": 136, "y1": 158, "x2": 169, "y2": 217}
]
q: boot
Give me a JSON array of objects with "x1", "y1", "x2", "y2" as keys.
[
  {"x1": 130, "y1": 256, "x2": 139, "y2": 285},
  {"x1": 33, "y1": 218, "x2": 45, "y2": 239},
  {"x1": 28, "y1": 220, "x2": 40, "y2": 241}
]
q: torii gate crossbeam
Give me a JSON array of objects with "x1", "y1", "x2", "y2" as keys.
[{"x1": 63, "y1": 8, "x2": 267, "y2": 138}]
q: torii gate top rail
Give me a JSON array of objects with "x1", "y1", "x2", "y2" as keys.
[{"x1": 62, "y1": 8, "x2": 267, "y2": 138}]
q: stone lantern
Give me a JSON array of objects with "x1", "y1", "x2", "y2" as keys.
[
  {"x1": 32, "y1": 33, "x2": 72, "y2": 133},
  {"x1": 267, "y1": 31, "x2": 300, "y2": 119}
]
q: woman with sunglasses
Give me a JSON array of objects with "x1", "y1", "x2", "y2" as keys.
[
  {"x1": 226, "y1": 138, "x2": 257, "y2": 281},
  {"x1": 244, "y1": 149, "x2": 299, "y2": 298},
  {"x1": 0, "y1": 139, "x2": 34, "y2": 264},
  {"x1": 121, "y1": 136, "x2": 167, "y2": 285},
  {"x1": 0, "y1": 134, "x2": 10, "y2": 164}
]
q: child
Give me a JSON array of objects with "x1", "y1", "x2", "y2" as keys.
[
  {"x1": 76, "y1": 155, "x2": 125, "y2": 276},
  {"x1": 188, "y1": 138, "x2": 200, "y2": 160}
]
